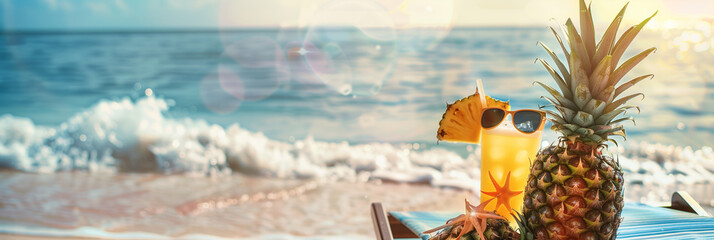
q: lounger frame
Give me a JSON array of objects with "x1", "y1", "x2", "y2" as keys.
[{"x1": 370, "y1": 191, "x2": 711, "y2": 240}]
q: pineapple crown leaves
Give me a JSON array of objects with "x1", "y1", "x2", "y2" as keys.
[
  {"x1": 512, "y1": 211, "x2": 535, "y2": 240},
  {"x1": 535, "y1": 0, "x2": 656, "y2": 145}
]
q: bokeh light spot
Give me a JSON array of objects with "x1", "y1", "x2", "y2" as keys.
[
  {"x1": 338, "y1": 84, "x2": 352, "y2": 96},
  {"x1": 388, "y1": 0, "x2": 455, "y2": 52},
  {"x1": 303, "y1": 0, "x2": 398, "y2": 97},
  {"x1": 225, "y1": 36, "x2": 285, "y2": 68},
  {"x1": 200, "y1": 67, "x2": 242, "y2": 114},
  {"x1": 219, "y1": 39, "x2": 289, "y2": 101},
  {"x1": 358, "y1": 113, "x2": 376, "y2": 128}
]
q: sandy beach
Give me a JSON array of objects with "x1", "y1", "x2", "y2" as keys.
[
  {"x1": 0, "y1": 170, "x2": 471, "y2": 239},
  {"x1": 1, "y1": 169, "x2": 712, "y2": 239}
]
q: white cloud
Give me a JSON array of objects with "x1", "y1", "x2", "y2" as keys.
[
  {"x1": 43, "y1": 0, "x2": 73, "y2": 11},
  {"x1": 2, "y1": 0, "x2": 14, "y2": 29},
  {"x1": 115, "y1": 0, "x2": 128, "y2": 11},
  {"x1": 166, "y1": 0, "x2": 219, "y2": 9},
  {"x1": 86, "y1": 2, "x2": 110, "y2": 14},
  {"x1": 43, "y1": 0, "x2": 56, "y2": 9},
  {"x1": 1, "y1": 0, "x2": 10, "y2": 10}
]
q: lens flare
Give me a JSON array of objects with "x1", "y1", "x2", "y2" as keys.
[
  {"x1": 284, "y1": 41, "x2": 332, "y2": 95},
  {"x1": 224, "y1": 36, "x2": 285, "y2": 69},
  {"x1": 386, "y1": 0, "x2": 456, "y2": 52},
  {"x1": 303, "y1": 0, "x2": 398, "y2": 97},
  {"x1": 200, "y1": 67, "x2": 242, "y2": 114},
  {"x1": 219, "y1": 38, "x2": 289, "y2": 101},
  {"x1": 217, "y1": 0, "x2": 299, "y2": 101}
]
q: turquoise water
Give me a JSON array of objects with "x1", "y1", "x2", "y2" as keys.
[{"x1": 2, "y1": 28, "x2": 711, "y2": 149}]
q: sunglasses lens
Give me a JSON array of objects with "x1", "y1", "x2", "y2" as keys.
[
  {"x1": 481, "y1": 109, "x2": 506, "y2": 128},
  {"x1": 513, "y1": 111, "x2": 543, "y2": 133}
]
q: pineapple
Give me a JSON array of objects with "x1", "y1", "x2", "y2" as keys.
[
  {"x1": 424, "y1": 199, "x2": 527, "y2": 240},
  {"x1": 438, "y1": 93, "x2": 510, "y2": 144},
  {"x1": 429, "y1": 219, "x2": 520, "y2": 240},
  {"x1": 522, "y1": 1, "x2": 656, "y2": 239}
]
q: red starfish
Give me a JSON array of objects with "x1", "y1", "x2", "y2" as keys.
[
  {"x1": 423, "y1": 198, "x2": 505, "y2": 240},
  {"x1": 481, "y1": 171, "x2": 524, "y2": 215}
]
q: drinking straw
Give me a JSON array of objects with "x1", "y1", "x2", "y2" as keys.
[{"x1": 476, "y1": 79, "x2": 487, "y2": 107}]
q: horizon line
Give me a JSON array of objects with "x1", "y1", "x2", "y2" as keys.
[{"x1": 0, "y1": 25, "x2": 552, "y2": 35}]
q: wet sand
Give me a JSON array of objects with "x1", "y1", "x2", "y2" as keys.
[{"x1": 0, "y1": 170, "x2": 471, "y2": 239}]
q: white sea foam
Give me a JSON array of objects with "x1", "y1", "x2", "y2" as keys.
[
  {"x1": 1, "y1": 97, "x2": 713, "y2": 205},
  {"x1": 617, "y1": 142, "x2": 714, "y2": 205},
  {"x1": 0, "y1": 97, "x2": 473, "y2": 185}
]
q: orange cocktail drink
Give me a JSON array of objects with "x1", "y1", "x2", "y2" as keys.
[
  {"x1": 437, "y1": 79, "x2": 545, "y2": 224},
  {"x1": 471, "y1": 79, "x2": 545, "y2": 223},
  {"x1": 480, "y1": 121, "x2": 543, "y2": 223}
]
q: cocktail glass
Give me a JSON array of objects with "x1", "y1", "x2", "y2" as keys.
[
  {"x1": 479, "y1": 116, "x2": 543, "y2": 223},
  {"x1": 471, "y1": 79, "x2": 544, "y2": 224}
]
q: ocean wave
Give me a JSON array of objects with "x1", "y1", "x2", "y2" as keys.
[
  {"x1": 0, "y1": 97, "x2": 474, "y2": 183},
  {"x1": 1, "y1": 97, "x2": 713, "y2": 205},
  {"x1": 617, "y1": 142, "x2": 714, "y2": 205}
]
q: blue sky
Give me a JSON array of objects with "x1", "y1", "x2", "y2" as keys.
[
  {"x1": 0, "y1": 0, "x2": 705, "y2": 31},
  {"x1": 1, "y1": 0, "x2": 220, "y2": 30}
]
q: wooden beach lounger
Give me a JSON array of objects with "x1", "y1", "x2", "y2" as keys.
[{"x1": 371, "y1": 191, "x2": 713, "y2": 240}]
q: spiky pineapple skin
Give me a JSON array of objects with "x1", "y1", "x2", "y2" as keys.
[
  {"x1": 429, "y1": 218, "x2": 520, "y2": 240},
  {"x1": 522, "y1": 141, "x2": 624, "y2": 240},
  {"x1": 525, "y1": 0, "x2": 654, "y2": 238}
]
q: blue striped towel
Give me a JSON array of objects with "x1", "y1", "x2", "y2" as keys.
[{"x1": 390, "y1": 202, "x2": 714, "y2": 240}]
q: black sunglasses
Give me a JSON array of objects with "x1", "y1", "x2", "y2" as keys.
[{"x1": 481, "y1": 108, "x2": 546, "y2": 134}]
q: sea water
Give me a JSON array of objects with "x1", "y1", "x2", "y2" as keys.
[{"x1": 1, "y1": 27, "x2": 713, "y2": 238}]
